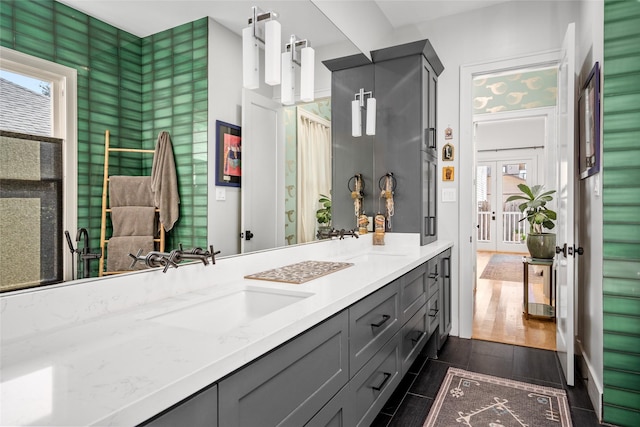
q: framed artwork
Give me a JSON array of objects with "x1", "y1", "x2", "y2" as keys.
[
  {"x1": 578, "y1": 62, "x2": 600, "y2": 180},
  {"x1": 442, "y1": 166, "x2": 454, "y2": 181},
  {"x1": 442, "y1": 143, "x2": 454, "y2": 161},
  {"x1": 215, "y1": 120, "x2": 241, "y2": 187}
]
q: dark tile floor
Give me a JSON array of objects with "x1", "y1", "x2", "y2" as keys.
[{"x1": 372, "y1": 337, "x2": 605, "y2": 427}]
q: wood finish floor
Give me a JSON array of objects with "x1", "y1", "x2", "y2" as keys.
[{"x1": 473, "y1": 251, "x2": 556, "y2": 351}]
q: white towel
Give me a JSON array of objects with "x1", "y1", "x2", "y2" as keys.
[{"x1": 151, "y1": 131, "x2": 180, "y2": 231}]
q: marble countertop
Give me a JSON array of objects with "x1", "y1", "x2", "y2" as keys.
[{"x1": 0, "y1": 234, "x2": 452, "y2": 426}]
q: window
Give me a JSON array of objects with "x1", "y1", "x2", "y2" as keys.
[{"x1": 0, "y1": 47, "x2": 77, "y2": 291}]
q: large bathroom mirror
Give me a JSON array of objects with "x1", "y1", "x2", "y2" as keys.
[{"x1": 0, "y1": 0, "x2": 362, "y2": 292}]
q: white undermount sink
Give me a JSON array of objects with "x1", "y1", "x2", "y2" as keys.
[{"x1": 143, "y1": 286, "x2": 313, "y2": 334}]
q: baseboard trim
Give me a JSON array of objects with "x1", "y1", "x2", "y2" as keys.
[{"x1": 576, "y1": 340, "x2": 603, "y2": 422}]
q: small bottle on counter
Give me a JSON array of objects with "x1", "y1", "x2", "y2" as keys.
[
  {"x1": 358, "y1": 214, "x2": 369, "y2": 235},
  {"x1": 373, "y1": 213, "x2": 385, "y2": 246}
]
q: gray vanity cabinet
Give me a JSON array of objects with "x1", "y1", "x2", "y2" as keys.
[
  {"x1": 142, "y1": 385, "x2": 217, "y2": 427},
  {"x1": 372, "y1": 42, "x2": 443, "y2": 245},
  {"x1": 438, "y1": 248, "x2": 452, "y2": 349},
  {"x1": 141, "y1": 249, "x2": 453, "y2": 427},
  {"x1": 218, "y1": 311, "x2": 349, "y2": 427},
  {"x1": 325, "y1": 41, "x2": 443, "y2": 236}
]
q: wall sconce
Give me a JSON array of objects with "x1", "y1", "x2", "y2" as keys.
[
  {"x1": 281, "y1": 35, "x2": 315, "y2": 105},
  {"x1": 352, "y1": 88, "x2": 376, "y2": 137},
  {"x1": 243, "y1": 6, "x2": 280, "y2": 89}
]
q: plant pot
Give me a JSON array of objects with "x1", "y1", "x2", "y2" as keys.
[
  {"x1": 526, "y1": 233, "x2": 556, "y2": 259},
  {"x1": 317, "y1": 225, "x2": 332, "y2": 240}
]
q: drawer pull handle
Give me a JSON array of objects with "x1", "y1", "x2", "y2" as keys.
[
  {"x1": 371, "y1": 372, "x2": 392, "y2": 391},
  {"x1": 410, "y1": 331, "x2": 424, "y2": 346},
  {"x1": 429, "y1": 309, "x2": 439, "y2": 318},
  {"x1": 371, "y1": 314, "x2": 391, "y2": 328}
]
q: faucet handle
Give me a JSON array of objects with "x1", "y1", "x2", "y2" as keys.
[{"x1": 128, "y1": 249, "x2": 145, "y2": 269}]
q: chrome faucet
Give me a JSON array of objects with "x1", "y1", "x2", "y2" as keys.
[
  {"x1": 129, "y1": 244, "x2": 220, "y2": 273},
  {"x1": 316, "y1": 228, "x2": 359, "y2": 240}
]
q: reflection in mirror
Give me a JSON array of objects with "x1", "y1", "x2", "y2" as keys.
[
  {"x1": 284, "y1": 99, "x2": 332, "y2": 245},
  {"x1": 1, "y1": 0, "x2": 362, "y2": 291}
]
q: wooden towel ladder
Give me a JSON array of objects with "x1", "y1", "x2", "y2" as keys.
[{"x1": 99, "y1": 130, "x2": 165, "y2": 276}]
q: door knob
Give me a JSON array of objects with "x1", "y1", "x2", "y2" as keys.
[
  {"x1": 245, "y1": 230, "x2": 254, "y2": 241},
  {"x1": 556, "y1": 244, "x2": 567, "y2": 257}
]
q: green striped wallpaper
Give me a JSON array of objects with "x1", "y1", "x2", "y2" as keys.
[
  {"x1": 603, "y1": 1, "x2": 640, "y2": 425},
  {"x1": 0, "y1": 1, "x2": 208, "y2": 273}
]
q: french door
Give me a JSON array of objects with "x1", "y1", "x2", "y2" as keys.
[{"x1": 476, "y1": 152, "x2": 539, "y2": 253}]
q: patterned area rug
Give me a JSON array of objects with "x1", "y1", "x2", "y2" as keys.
[
  {"x1": 479, "y1": 253, "x2": 535, "y2": 283},
  {"x1": 424, "y1": 368, "x2": 572, "y2": 427}
]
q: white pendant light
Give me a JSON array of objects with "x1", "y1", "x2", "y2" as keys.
[
  {"x1": 281, "y1": 51, "x2": 295, "y2": 105},
  {"x1": 300, "y1": 46, "x2": 315, "y2": 102},
  {"x1": 351, "y1": 99, "x2": 362, "y2": 137},
  {"x1": 264, "y1": 20, "x2": 281, "y2": 86},
  {"x1": 365, "y1": 97, "x2": 376, "y2": 136},
  {"x1": 242, "y1": 26, "x2": 259, "y2": 90}
]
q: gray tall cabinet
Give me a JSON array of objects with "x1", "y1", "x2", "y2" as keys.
[{"x1": 324, "y1": 40, "x2": 444, "y2": 245}]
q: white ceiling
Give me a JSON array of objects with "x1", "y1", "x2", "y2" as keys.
[{"x1": 58, "y1": 0, "x2": 513, "y2": 48}]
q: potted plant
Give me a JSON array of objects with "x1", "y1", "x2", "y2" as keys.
[
  {"x1": 316, "y1": 194, "x2": 332, "y2": 238},
  {"x1": 506, "y1": 183, "x2": 557, "y2": 259}
]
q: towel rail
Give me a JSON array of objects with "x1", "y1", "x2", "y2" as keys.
[{"x1": 99, "y1": 130, "x2": 166, "y2": 276}]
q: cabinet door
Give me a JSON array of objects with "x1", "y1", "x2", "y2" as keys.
[
  {"x1": 438, "y1": 249, "x2": 452, "y2": 349},
  {"x1": 352, "y1": 334, "x2": 402, "y2": 427},
  {"x1": 400, "y1": 262, "x2": 427, "y2": 324},
  {"x1": 400, "y1": 303, "x2": 428, "y2": 376},
  {"x1": 143, "y1": 385, "x2": 217, "y2": 427},
  {"x1": 304, "y1": 385, "x2": 354, "y2": 427},
  {"x1": 426, "y1": 291, "x2": 440, "y2": 336},
  {"x1": 218, "y1": 311, "x2": 349, "y2": 427},
  {"x1": 422, "y1": 155, "x2": 438, "y2": 245},
  {"x1": 426, "y1": 256, "x2": 439, "y2": 299},
  {"x1": 350, "y1": 280, "x2": 400, "y2": 376},
  {"x1": 422, "y1": 60, "x2": 437, "y2": 158}
]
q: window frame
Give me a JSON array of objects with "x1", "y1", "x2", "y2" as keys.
[{"x1": 0, "y1": 46, "x2": 78, "y2": 283}]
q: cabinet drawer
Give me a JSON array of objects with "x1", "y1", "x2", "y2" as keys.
[
  {"x1": 218, "y1": 311, "x2": 349, "y2": 427},
  {"x1": 400, "y1": 262, "x2": 427, "y2": 324},
  {"x1": 352, "y1": 334, "x2": 401, "y2": 427},
  {"x1": 143, "y1": 385, "x2": 217, "y2": 427},
  {"x1": 426, "y1": 257, "x2": 439, "y2": 298},
  {"x1": 426, "y1": 291, "x2": 440, "y2": 335},
  {"x1": 305, "y1": 385, "x2": 354, "y2": 427},
  {"x1": 349, "y1": 280, "x2": 400, "y2": 376},
  {"x1": 400, "y1": 303, "x2": 428, "y2": 376}
]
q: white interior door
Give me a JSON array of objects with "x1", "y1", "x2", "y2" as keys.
[
  {"x1": 477, "y1": 154, "x2": 538, "y2": 254},
  {"x1": 241, "y1": 90, "x2": 284, "y2": 253},
  {"x1": 555, "y1": 23, "x2": 576, "y2": 386}
]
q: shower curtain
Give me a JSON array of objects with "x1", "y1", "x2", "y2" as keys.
[{"x1": 297, "y1": 109, "x2": 331, "y2": 243}]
